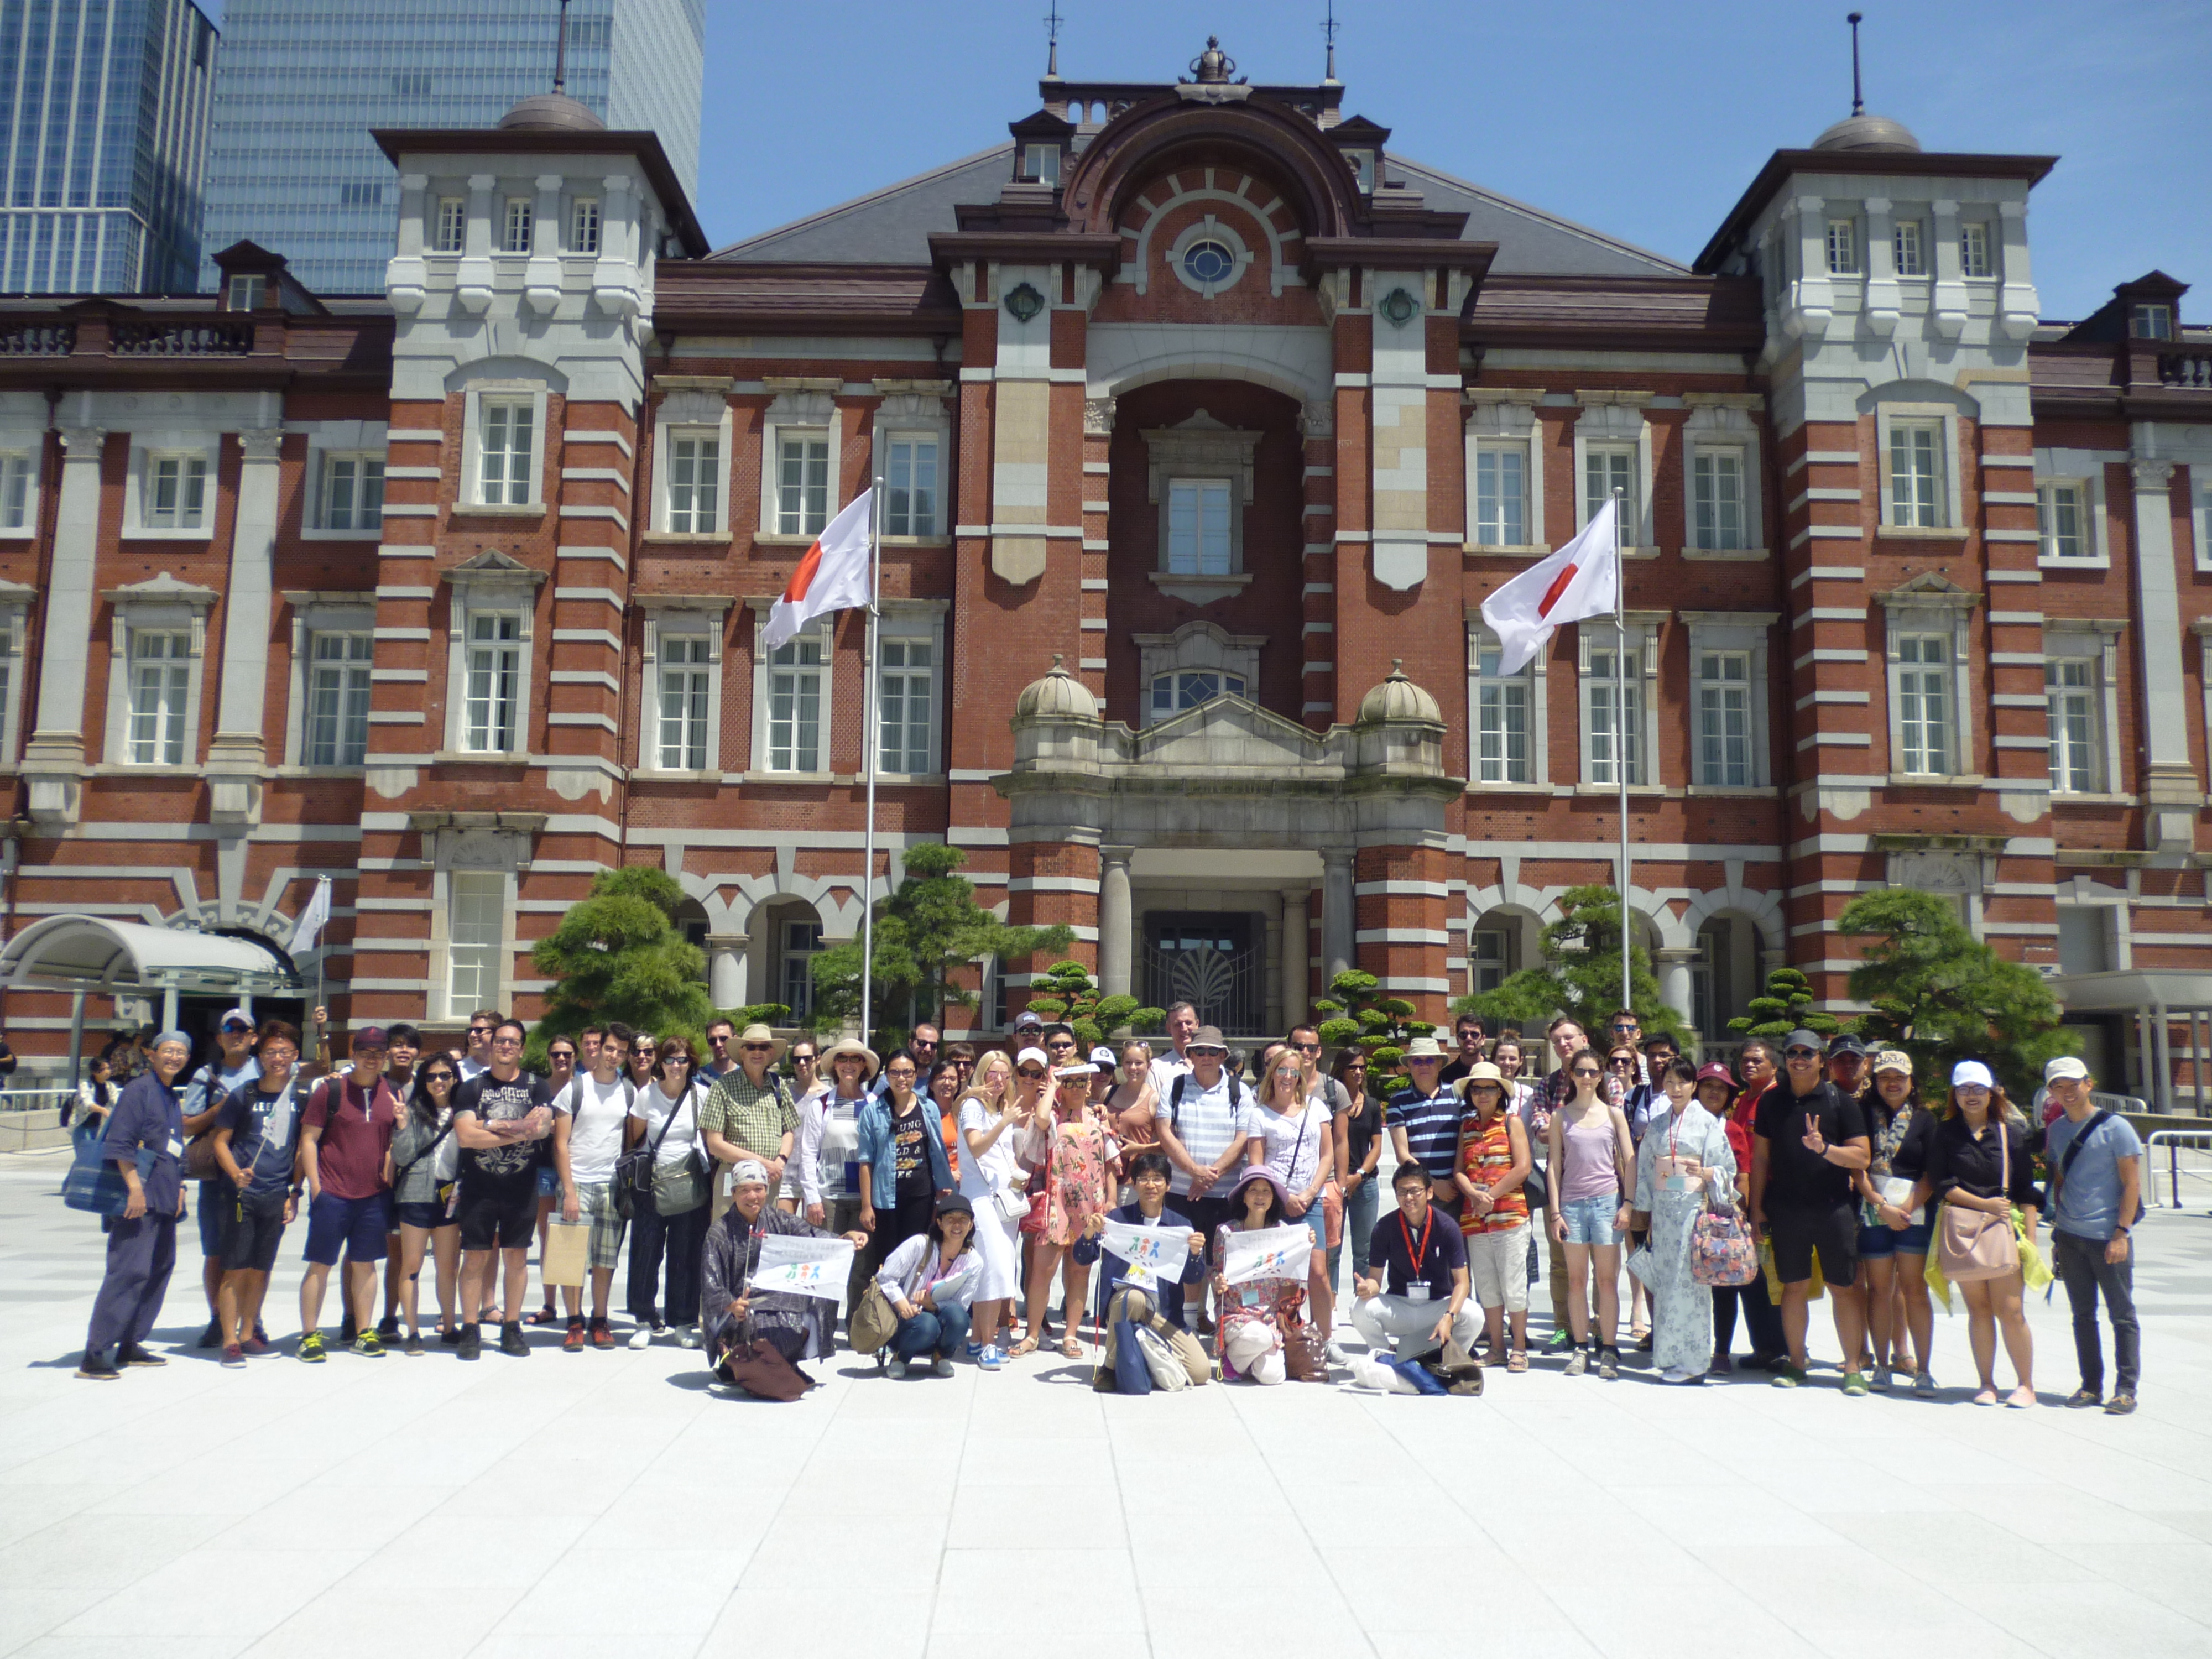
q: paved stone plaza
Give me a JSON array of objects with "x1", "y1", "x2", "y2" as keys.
[{"x1": 3, "y1": 1149, "x2": 2210, "y2": 1659}]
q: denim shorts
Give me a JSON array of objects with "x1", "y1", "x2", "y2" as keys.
[
  {"x1": 1558, "y1": 1193, "x2": 1621, "y2": 1246},
  {"x1": 304, "y1": 1190, "x2": 391, "y2": 1266},
  {"x1": 394, "y1": 1199, "x2": 452, "y2": 1232}
]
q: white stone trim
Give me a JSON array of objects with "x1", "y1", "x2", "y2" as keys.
[
  {"x1": 651, "y1": 388, "x2": 733, "y2": 536},
  {"x1": 757, "y1": 382, "x2": 843, "y2": 537},
  {"x1": 0, "y1": 581, "x2": 34, "y2": 760},
  {"x1": 745, "y1": 599, "x2": 834, "y2": 779},
  {"x1": 1874, "y1": 400, "x2": 1964, "y2": 532},
  {"x1": 1681, "y1": 610, "x2": 1779, "y2": 788},
  {"x1": 1679, "y1": 397, "x2": 1766, "y2": 557},
  {"x1": 101, "y1": 573, "x2": 217, "y2": 766},
  {"x1": 1572, "y1": 397, "x2": 1655, "y2": 549},
  {"x1": 281, "y1": 593, "x2": 378, "y2": 768},
  {"x1": 121, "y1": 433, "x2": 221, "y2": 540},
  {"x1": 1877, "y1": 581, "x2": 1976, "y2": 779},
  {"x1": 442, "y1": 559, "x2": 544, "y2": 755},
  {"x1": 637, "y1": 596, "x2": 731, "y2": 775},
  {"x1": 1575, "y1": 615, "x2": 1661, "y2": 786},
  {"x1": 1465, "y1": 614, "x2": 1548, "y2": 787},
  {"x1": 459, "y1": 381, "x2": 550, "y2": 508},
  {"x1": 1462, "y1": 393, "x2": 1546, "y2": 551},
  {"x1": 874, "y1": 597, "x2": 948, "y2": 778},
  {"x1": 2031, "y1": 448, "x2": 2112, "y2": 568}
]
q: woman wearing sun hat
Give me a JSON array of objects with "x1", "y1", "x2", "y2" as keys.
[{"x1": 799, "y1": 1035, "x2": 878, "y2": 1310}]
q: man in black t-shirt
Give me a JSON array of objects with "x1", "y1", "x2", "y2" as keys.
[
  {"x1": 1352, "y1": 1163, "x2": 1479, "y2": 1364},
  {"x1": 1750, "y1": 1028, "x2": 1872, "y2": 1391},
  {"x1": 453, "y1": 1019, "x2": 554, "y2": 1360}
]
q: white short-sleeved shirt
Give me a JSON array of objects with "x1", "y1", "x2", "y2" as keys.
[
  {"x1": 560, "y1": 1074, "x2": 633, "y2": 1185},
  {"x1": 628, "y1": 1081, "x2": 702, "y2": 1170},
  {"x1": 1238, "y1": 1100, "x2": 1332, "y2": 1192}
]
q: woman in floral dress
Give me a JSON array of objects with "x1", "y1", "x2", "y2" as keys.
[
  {"x1": 1011, "y1": 1061, "x2": 1115, "y2": 1359},
  {"x1": 1211, "y1": 1166, "x2": 1307, "y2": 1385}
]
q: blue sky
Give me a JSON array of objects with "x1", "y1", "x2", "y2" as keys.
[{"x1": 700, "y1": 1, "x2": 2212, "y2": 321}]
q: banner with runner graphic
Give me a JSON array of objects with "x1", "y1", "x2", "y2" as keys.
[
  {"x1": 1099, "y1": 1218, "x2": 1197, "y2": 1287},
  {"x1": 1222, "y1": 1223, "x2": 1311, "y2": 1286},
  {"x1": 750, "y1": 1232, "x2": 856, "y2": 1299}
]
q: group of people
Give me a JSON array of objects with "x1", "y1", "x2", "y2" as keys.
[{"x1": 70, "y1": 1001, "x2": 2144, "y2": 1415}]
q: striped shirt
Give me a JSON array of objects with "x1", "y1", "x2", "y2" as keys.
[
  {"x1": 1164, "y1": 1070, "x2": 1244, "y2": 1197},
  {"x1": 1387, "y1": 1085, "x2": 1465, "y2": 1181}
]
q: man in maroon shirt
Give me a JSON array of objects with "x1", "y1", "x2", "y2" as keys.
[{"x1": 295, "y1": 1029, "x2": 399, "y2": 1360}]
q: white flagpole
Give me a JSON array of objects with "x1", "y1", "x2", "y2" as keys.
[
  {"x1": 859, "y1": 473, "x2": 884, "y2": 1053},
  {"x1": 1613, "y1": 487, "x2": 1632, "y2": 1024}
]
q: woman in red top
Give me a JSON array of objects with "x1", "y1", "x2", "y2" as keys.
[{"x1": 1453, "y1": 1062, "x2": 1532, "y2": 1370}]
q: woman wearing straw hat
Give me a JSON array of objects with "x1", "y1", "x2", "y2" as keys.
[{"x1": 800, "y1": 1035, "x2": 879, "y2": 1311}]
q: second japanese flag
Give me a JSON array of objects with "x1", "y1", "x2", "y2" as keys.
[
  {"x1": 1478, "y1": 497, "x2": 1620, "y2": 676},
  {"x1": 760, "y1": 488, "x2": 874, "y2": 651}
]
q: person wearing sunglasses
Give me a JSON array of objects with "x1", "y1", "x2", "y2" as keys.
[
  {"x1": 1749, "y1": 1028, "x2": 1872, "y2": 1392},
  {"x1": 457, "y1": 1011, "x2": 499, "y2": 1083},
  {"x1": 623, "y1": 1030, "x2": 659, "y2": 1093},
  {"x1": 1545, "y1": 1047, "x2": 1635, "y2": 1379},
  {"x1": 701, "y1": 1025, "x2": 798, "y2": 1222},
  {"x1": 390, "y1": 1055, "x2": 465, "y2": 1354},
  {"x1": 700, "y1": 1019, "x2": 737, "y2": 1083},
  {"x1": 855, "y1": 1047, "x2": 954, "y2": 1314},
  {"x1": 777, "y1": 1038, "x2": 824, "y2": 1212},
  {"x1": 623, "y1": 1037, "x2": 712, "y2": 1349}
]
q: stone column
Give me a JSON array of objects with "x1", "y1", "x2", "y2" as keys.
[
  {"x1": 1282, "y1": 887, "x2": 1311, "y2": 1027},
  {"x1": 1262, "y1": 902, "x2": 1284, "y2": 1039},
  {"x1": 1098, "y1": 846, "x2": 1134, "y2": 999},
  {"x1": 23, "y1": 426, "x2": 106, "y2": 825},
  {"x1": 706, "y1": 935, "x2": 748, "y2": 1010},
  {"x1": 207, "y1": 428, "x2": 284, "y2": 826},
  {"x1": 1655, "y1": 946, "x2": 1698, "y2": 1029},
  {"x1": 1321, "y1": 849, "x2": 1355, "y2": 984},
  {"x1": 2129, "y1": 458, "x2": 2199, "y2": 852}
]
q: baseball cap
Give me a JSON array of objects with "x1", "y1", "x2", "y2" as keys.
[
  {"x1": 351, "y1": 1026, "x2": 389, "y2": 1053},
  {"x1": 1014, "y1": 1046, "x2": 1050, "y2": 1071},
  {"x1": 218, "y1": 1007, "x2": 252, "y2": 1032},
  {"x1": 1783, "y1": 1029, "x2": 1826, "y2": 1055},
  {"x1": 1089, "y1": 1045, "x2": 1118, "y2": 1068},
  {"x1": 1950, "y1": 1060, "x2": 1996, "y2": 1090},
  {"x1": 1013, "y1": 1010, "x2": 1044, "y2": 1030},
  {"x1": 2043, "y1": 1056, "x2": 2090, "y2": 1083},
  {"x1": 1827, "y1": 1034, "x2": 1867, "y2": 1059},
  {"x1": 1871, "y1": 1049, "x2": 1913, "y2": 1076}
]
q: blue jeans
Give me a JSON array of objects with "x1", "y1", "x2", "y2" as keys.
[
  {"x1": 1332, "y1": 1175, "x2": 1380, "y2": 1285},
  {"x1": 893, "y1": 1300, "x2": 972, "y2": 1360},
  {"x1": 1559, "y1": 1193, "x2": 1621, "y2": 1246}
]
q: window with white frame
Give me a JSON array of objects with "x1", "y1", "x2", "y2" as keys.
[
  {"x1": 501, "y1": 197, "x2": 533, "y2": 253},
  {"x1": 1342, "y1": 149, "x2": 1375, "y2": 193},
  {"x1": 1021, "y1": 143, "x2": 1060, "y2": 186},
  {"x1": 1959, "y1": 222, "x2": 1992, "y2": 279},
  {"x1": 570, "y1": 197, "x2": 601, "y2": 254},
  {"x1": 665, "y1": 430, "x2": 721, "y2": 533},
  {"x1": 885, "y1": 436, "x2": 939, "y2": 537},
  {"x1": 2046, "y1": 656, "x2": 2099, "y2": 795},
  {"x1": 319, "y1": 452, "x2": 384, "y2": 533},
  {"x1": 0, "y1": 454, "x2": 30, "y2": 529},
  {"x1": 1150, "y1": 669, "x2": 1244, "y2": 721},
  {"x1": 775, "y1": 431, "x2": 830, "y2": 536},
  {"x1": 126, "y1": 629, "x2": 192, "y2": 765},
  {"x1": 1473, "y1": 641, "x2": 1531, "y2": 784},
  {"x1": 144, "y1": 453, "x2": 207, "y2": 530},
  {"x1": 2130, "y1": 304, "x2": 2174, "y2": 340},
  {"x1": 462, "y1": 612, "x2": 523, "y2": 753},
  {"x1": 2038, "y1": 481, "x2": 2087, "y2": 561},
  {"x1": 1691, "y1": 449, "x2": 1747, "y2": 551},
  {"x1": 225, "y1": 273, "x2": 264, "y2": 311},
  {"x1": 1825, "y1": 217, "x2": 1858, "y2": 275},
  {"x1": 1583, "y1": 636, "x2": 1645, "y2": 786},
  {"x1": 1473, "y1": 444, "x2": 1527, "y2": 546},
  {"x1": 1892, "y1": 219, "x2": 1926, "y2": 276},
  {"x1": 1894, "y1": 634, "x2": 1953, "y2": 775},
  {"x1": 434, "y1": 197, "x2": 466, "y2": 253},
  {"x1": 878, "y1": 636, "x2": 935, "y2": 773},
  {"x1": 1166, "y1": 478, "x2": 1233, "y2": 575},
  {"x1": 781, "y1": 917, "x2": 823, "y2": 1019},
  {"x1": 1696, "y1": 651, "x2": 1754, "y2": 785},
  {"x1": 2199, "y1": 479, "x2": 2212, "y2": 571},
  {"x1": 446, "y1": 871, "x2": 505, "y2": 1018},
  {"x1": 657, "y1": 633, "x2": 712, "y2": 770},
  {"x1": 477, "y1": 398, "x2": 535, "y2": 506},
  {"x1": 305, "y1": 632, "x2": 372, "y2": 766},
  {"x1": 1584, "y1": 447, "x2": 1637, "y2": 538},
  {"x1": 765, "y1": 635, "x2": 823, "y2": 773},
  {"x1": 1887, "y1": 420, "x2": 1945, "y2": 528},
  {"x1": 1468, "y1": 928, "x2": 1509, "y2": 995},
  {"x1": 0, "y1": 601, "x2": 22, "y2": 760}
]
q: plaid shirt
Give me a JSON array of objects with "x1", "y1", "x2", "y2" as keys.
[{"x1": 700, "y1": 1067, "x2": 798, "y2": 1159}]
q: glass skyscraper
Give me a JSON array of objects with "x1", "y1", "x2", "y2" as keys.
[
  {"x1": 200, "y1": 0, "x2": 703, "y2": 294},
  {"x1": 0, "y1": 0, "x2": 218, "y2": 294}
]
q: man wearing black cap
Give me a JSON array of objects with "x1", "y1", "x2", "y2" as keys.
[
  {"x1": 1749, "y1": 1027, "x2": 1871, "y2": 1392},
  {"x1": 1827, "y1": 1034, "x2": 1869, "y2": 1100},
  {"x1": 185, "y1": 1009, "x2": 261, "y2": 1347}
]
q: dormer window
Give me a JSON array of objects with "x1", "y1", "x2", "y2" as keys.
[
  {"x1": 2132, "y1": 303, "x2": 2174, "y2": 340},
  {"x1": 1342, "y1": 149, "x2": 1375, "y2": 193},
  {"x1": 1021, "y1": 143, "x2": 1061, "y2": 186},
  {"x1": 225, "y1": 273, "x2": 265, "y2": 311}
]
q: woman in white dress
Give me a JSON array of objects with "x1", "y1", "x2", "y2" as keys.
[{"x1": 955, "y1": 1050, "x2": 1022, "y2": 1366}]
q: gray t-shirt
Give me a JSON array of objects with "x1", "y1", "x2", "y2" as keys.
[{"x1": 2046, "y1": 1111, "x2": 2143, "y2": 1241}]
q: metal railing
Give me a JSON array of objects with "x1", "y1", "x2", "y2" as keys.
[
  {"x1": 0, "y1": 1090, "x2": 92, "y2": 1152},
  {"x1": 109, "y1": 320, "x2": 253, "y2": 357},
  {"x1": 2143, "y1": 1130, "x2": 2212, "y2": 1209}
]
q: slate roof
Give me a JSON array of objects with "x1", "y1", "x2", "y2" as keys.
[{"x1": 708, "y1": 142, "x2": 1686, "y2": 278}]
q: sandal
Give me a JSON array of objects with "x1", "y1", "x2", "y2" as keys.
[
  {"x1": 1005, "y1": 1335, "x2": 1039, "y2": 1359},
  {"x1": 1506, "y1": 1351, "x2": 1528, "y2": 1374},
  {"x1": 1060, "y1": 1336, "x2": 1084, "y2": 1360},
  {"x1": 526, "y1": 1305, "x2": 560, "y2": 1327}
]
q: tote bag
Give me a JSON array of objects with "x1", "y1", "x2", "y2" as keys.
[{"x1": 1936, "y1": 1123, "x2": 2021, "y2": 1284}]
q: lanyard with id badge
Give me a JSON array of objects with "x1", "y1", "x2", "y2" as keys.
[{"x1": 1399, "y1": 1209, "x2": 1434, "y2": 1301}]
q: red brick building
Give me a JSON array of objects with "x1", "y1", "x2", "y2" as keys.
[{"x1": 1, "y1": 40, "x2": 2208, "y2": 1106}]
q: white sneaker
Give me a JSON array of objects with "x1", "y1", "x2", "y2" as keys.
[
  {"x1": 887, "y1": 1357, "x2": 908, "y2": 1379},
  {"x1": 627, "y1": 1327, "x2": 653, "y2": 1350},
  {"x1": 932, "y1": 1355, "x2": 954, "y2": 1378},
  {"x1": 1326, "y1": 1341, "x2": 1348, "y2": 1363},
  {"x1": 675, "y1": 1326, "x2": 701, "y2": 1350}
]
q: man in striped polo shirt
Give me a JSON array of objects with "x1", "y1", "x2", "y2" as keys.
[{"x1": 1388, "y1": 1036, "x2": 1465, "y2": 1218}]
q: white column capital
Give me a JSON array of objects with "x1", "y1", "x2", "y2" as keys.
[{"x1": 236, "y1": 428, "x2": 284, "y2": 463}]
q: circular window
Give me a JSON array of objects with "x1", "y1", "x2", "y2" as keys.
[{"x1": 1182, "y1": 239, "x2": 1236, "y2": 287}]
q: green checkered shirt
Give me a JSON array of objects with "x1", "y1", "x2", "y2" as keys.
[{"x1": 700, "y1": 1068, "x2": 798, "y2": 1158}]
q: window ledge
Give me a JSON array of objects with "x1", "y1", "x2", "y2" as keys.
[
  {"x1": 2038, "y1": 555, "x2": 2112, "y2": 572},
  {"x1": 430, "y1": 750, "x2": 531, "y2": 766},
  {"x1": 881, "y1": 535, "x2": 952, "y2": 550},
  {"x1": 754, "y1": 533, "x2": 829, "y2": 548},
  {"x1": 1149, "y1": 571, "x2": 1251, "y2": 605},
  {"x1": 91, "y1": 764, "x2": 201, "y2": 777},
  {"x1": 298, "y1": 526, "x2": 384, "y2": 542},
  {"x1": 449, "y1": 504, "x2": 545, "y2": 521},
  {"x1": 728, "y1": 771, "x2": 837, "y2": 786},
  {"x1": 1682, "y1": 546, "x2": 1771, "y2": 562},
  {"x1": 641, "y1": 532, "x2": 729, "y2": 546},
  {"x1": 1874, "y1": 525, "x2": 1969, "y2": 542},
  {"x1": 633, "y1": 767, "x2": 721, "y2": 783},
  {"x1": 1573, "y1": 783, "x2": 1667, "y2": 797},
  {"x1": 2050, "y1": 791, "x2": 2140, "y2": 807},
  {"x1": 274, "y1": 765, "x2": 370, "y2": 779},
  {"x1": 1683, "y1": 784, "x2": 1781, "y2": 797},
  {"x1": 1885, "y1": 771, "x2": 1986, "y2": 788},
  {"x1": 1462, "y1": 543, "x2": 1551, "y2": 559},
  {"x1": 0, "y1": 527, "x2": 36, "y2": 541},
  {"x1": 1464, "y1": 779, "x2": 1550, "y2": 794},
  {"x1": 118, "y1": 527, "x2": 215, "y2": 542}
]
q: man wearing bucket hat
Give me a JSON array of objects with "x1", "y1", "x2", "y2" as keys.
[
  {"x1": 701, "y1": 1025, "x2": 798, "y2": 1219},
  {"x1": 1387, "y1": 1035, "x2": 1465, "y2": 1211}
]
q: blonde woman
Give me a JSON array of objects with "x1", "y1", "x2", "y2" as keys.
[
  {"x1": 1241, "y1": 1046, "x2": 1337, "y2": 1341},
  {"x1": 1103, "y1": 1039, "x2": 1159, "y2": 1158},
  {"x1": 956, "y1": 1050, "x2": 1022, "y2": 1366}
]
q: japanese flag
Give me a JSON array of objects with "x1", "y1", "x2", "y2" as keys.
[
  {"x1": 1478, "y1": 498, "x2": 1621, "y2": 677},
  {"x1": 760, "y1": 489, "x2": 874, "y2": 651},
  {"x1": 286, "y1": 876, "x2": 332, "y2": 955}
]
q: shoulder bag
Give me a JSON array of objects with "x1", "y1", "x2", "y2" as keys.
[
  {"x1": 1937, "y1": 1121, "x2": 2022, "y2": 1283},
  {"x1": 614, "y1": 1082, "x2": 692, "y2": 1220},
  {"x1": 61, "y1": 1115, "x2": 158, "y2": 1218},
  {"x1": 2054, "y1": 1108, "x2": 2147, "y2": 1229}
]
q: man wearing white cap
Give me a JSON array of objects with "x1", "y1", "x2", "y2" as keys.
[
  {"x1": 2043, "y1": 1056, "x2": 2143, "y2": 1413},
  {"x1": 185, "y1": 1009, "x2": 261, "y2": 1348}
]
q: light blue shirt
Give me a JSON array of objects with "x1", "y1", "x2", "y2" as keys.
[{"x1": 2046, "y1": 1110, "x2": 2142, "y2": 1242}]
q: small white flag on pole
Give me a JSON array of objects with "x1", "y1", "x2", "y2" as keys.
[
  {"x1": 760, "y1": 489, "x2": 875, "y2": 652},
  {"x1": 1478, "y1": 497, "x2": 1621, "y2": 677},
  {"x1": 287, "y1": 876, "x2": 332, "y2": 956}
]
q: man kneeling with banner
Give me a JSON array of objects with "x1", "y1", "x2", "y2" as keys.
[
  {"x1": 701, "y1": 1160, "x2": 869, "y2": 1399},
  {"x1": 1350, "y1": 1163, "x2": 1484, "y2": 1395},
  {"x1": 1074, "y1": 1149, "x2": 1212, "y2": 1392}
]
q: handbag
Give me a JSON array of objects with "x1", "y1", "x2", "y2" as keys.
[
  {"x1": 615, "y1": 1082, "x2": 695, "y2": 1220},
  {"x1": 1937, "y1": 1121, "x2": 2021, "y2": 1284},
  {"x1": 61, "y1": 1117, "x2": 157, "y2": 1218},
  {"x1": 849, "y1": 1280, "x2": 899, "y2": 1356},
  {"x1": 718, "y1": 1333, "x2": 816, "y2": 1401},
  {"x1": 1280, "y1": 1316, "x2": 1329, "y2": 1384},
  {"x1": 988, "y1": 1181, "x2": 1027, "y2": 1224},
  {"x1": 1689, "y1": 1198, "x2": 1760, "y2": 1287}
]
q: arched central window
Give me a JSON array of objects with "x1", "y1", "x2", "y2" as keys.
[{"x1": 1150, "y1": 669, "x2": 1245, "y2": 720}]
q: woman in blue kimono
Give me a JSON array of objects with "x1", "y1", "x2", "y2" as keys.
[{"x1": 1631, "y1": 1057, "x2": 1739, "y2": 1384}]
